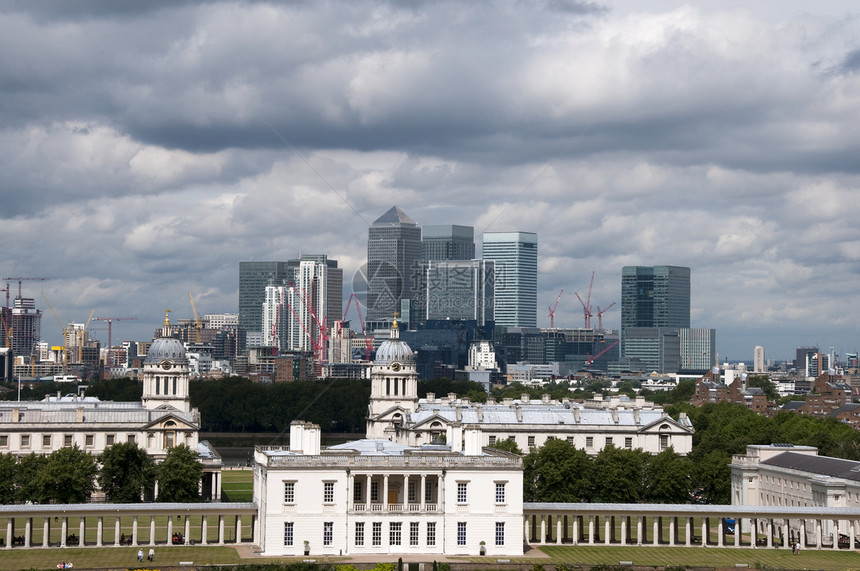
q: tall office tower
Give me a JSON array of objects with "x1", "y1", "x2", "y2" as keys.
[
  {"x1": 425, "y1": 260, "x2": 494, "y2": 325},
  {"x1": 621, "y1": 265, "x2": 690, "y2": 354},
  {"x1": 754, "y1": 345, "x2": 766, "y2": 373},
  {"x1": 481, "y1": 232, "x2": 538, "y2": 327},
  {"x1": 239, "y1": 261, "x2": 294, "y2": 346},
  {"x1": 795, "y1": 346, "x2": 818, "y2": 371},
  {"x1": 422, "y1": 225, "x2": 475, "y2": 261},
  {"x1": 10, "y1": 296, "x2": 42, "y2": 358},
  {"x1": 240, "y1": 257, "x2": 342, "y2": 349},
  {"x1": 679, "y1": 328, "x2": 716, "y2": 371},
  {"x1": 366, "y1": 206, "x2": 422, "y2": 323}
]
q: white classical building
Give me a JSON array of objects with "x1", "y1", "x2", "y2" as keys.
[
  {"x1": 254, "y1": 421, "x2": 523, "y2": 557},
  {"x1": 365, "y1": 321, "x2": 693, "y2": 455},
  {"x1": 0, "y1": 318, "x2": 222, "y2": 498}
]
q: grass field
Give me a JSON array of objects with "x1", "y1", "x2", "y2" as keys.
[
  {"x1": 0, "y1": 545, "x2": 241, "y2": 570},
  {"x1": 221, "y1": 469, "x2": 254, "y2": 502}
]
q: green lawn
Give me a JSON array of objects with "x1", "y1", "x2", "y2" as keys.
[
  {"x1": 0, "y1": 545, "x2": 241, "y2": 570},
  {"x1": 222, "y1": 469, "x2": 254, "y2": 502},
  {"x1": 534, "y1": 544, "x2": 860, "y2": 570}
]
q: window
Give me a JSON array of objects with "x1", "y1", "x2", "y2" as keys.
[
  {"x1": 42, "y1": 435, "x2": 51, "y2": 447},
  {"x1": 528, "y1": 435, "x2": 536, "y2": 447},
  {"x1": 355, "y1": 522, "x2": 364, "y2": 546},
  {"x1": 457, "y1": 482, "x2": 468, "y2": 504},
  {"x1": 508, "y1": 435, "x2": 515, "y2": 441},
  {"x1": 0, "y1": 435, "x2": 7, "y2": 447},
  {"x1": 85, "y1": 434, "x2": 94, "y2": 447},
  {"x1": 567, "y1": 436, "x2": 574, "y2": 444},
  {"x1": 284, "y1": 482, "x2": 295, "y2": 503},
  {"x1": 323, "y1": 522, "x2": 333, "y2": 545},
  {"x1": 495, "y1": 522, "x2": 505, "y2": 546},
  {"x1": 488, "y1": 435, "x2": 497, "y2": 445},
  {"x1": 283, "y1": 522, "x2": 293, "y2": 546},
  {"x1": 427, "y1": 522, "x2": 436, "y2": 546},
  {"x1": 371, "y1": 481, "x2": 379, "y2": 502},
  {"x1": 425, "y1": 480, "x2": 433, "y2": 502},
  {"x1": 586, "y1": 436, "x2": 593, "y2": 448},
  {"x1": 64, "y1": 435, "x2": 72, "y2": 447},
  {"x1": 625, "y1": 437, "x2": 633, "y2": 449},
  {"x1": 495, "y1": 482, "x2": 506, "y2": 503},
  {"x1": 323, "y1": 481, "x2": 334, "y2": 503},
  {"x1": 410, "y1": 522, "x2": 419, "y2": 546},
  {"x1": 127, "y1": 434, "x2": 136, "y2": 443},
  {"x1": 353, "y1": 481, "x2": 363, "y2": 503},
  {"x1": 21, "y1": 435, "x2": 30, "y2": 448},
  {"x1": 408, "y1": 480, "x2": 416, "y2": 503},
  {"x1": 457, "y1": 522, "x2": 466, "y2": 546},
  {"x1": 372, "y1": 522, "x2": 382, "y2": 546},
  {"x1": 106, "y1": 434, "x2": 115, "y2": 446},
  {"x1": 660, "y1": 434, "x2": 669, "y2": 450},
  {"x1": 389, "y1": 522, "x2": 402, "y2": 546}
]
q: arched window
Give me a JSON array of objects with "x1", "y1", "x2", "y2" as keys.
[{"x1": 164, "y1": 421, "x2": 176, "y2": 449}]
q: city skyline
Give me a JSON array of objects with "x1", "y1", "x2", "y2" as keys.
[{"x1": 2, "y1": 1, "x2": 860, "y2": 361}]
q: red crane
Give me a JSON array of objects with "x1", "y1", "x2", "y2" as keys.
[
  {"x1": 595, "y1": 302, "x2": 616, "y2": 330},
  {"x1": 289, "y1": 281, "x2": 329, "y2": 376},
  {"x1": 574, "y1": 272, "x2": 595, "y2": 329},
  {"x1": 93, "y1": 317, "x2": 137, "y2": 368},
  {"x1": 547, "y1": 290, "x2": 563, "y2": 328},
  {"x1": 585, "y1": 340, "x2": 619, "y2": 367},
  {"x1": 343, "y1": 292, "x2": 374, "y2": 360},
  {"x1": 3, "y1": 277, "x2": 47, "y2": 298}
]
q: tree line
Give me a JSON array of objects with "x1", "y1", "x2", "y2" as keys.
[{"x1": 0, "y1": 443, "x2": 202, "y2": 504}]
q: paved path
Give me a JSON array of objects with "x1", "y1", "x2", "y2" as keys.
[{"x1": 231, "y1": 544, "x2": 549, "y2": 563}]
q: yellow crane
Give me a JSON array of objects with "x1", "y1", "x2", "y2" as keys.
[
  {"x1": 40, "y1": 291, "x2": 70, "y2": 373},
  {"x1": 189, "y1": 292, "x2": 202, "y2": 343}
]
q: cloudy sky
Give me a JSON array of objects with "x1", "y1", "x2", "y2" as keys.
[{"x1": 2, "y1": 0, "x2": 860, "y2": 362}]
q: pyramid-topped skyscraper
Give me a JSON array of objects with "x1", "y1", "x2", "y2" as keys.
[{"x1": 366, "y1": 206, "x2": 422, "y2": 323}]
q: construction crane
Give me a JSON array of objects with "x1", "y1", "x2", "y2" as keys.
[
  {"x1": 595, "y1": 302, "x2": 616, "y2": 330},
  {"x1": 0, "y1": 283, "x2": 8, "y2": 348},
  {"x1": 189, "y1": 292, "x2": 203, "y2": 343},
  {"x1": 93, "y1": 316, "x2": 138, "y2": 368},
  {"x1": 574, "y1": 272, "x2": 595, "y2": 329},
  {"x1": 4, "y1": 277, "x2": 47, "y2": 298},
  {"x1": 547, "y1": 290, "x2": 564, "y2": 329},
  {"x1": 41, "y1": 291, "x2": 70, "y2": 373},
  {"x1": 289, "y1": 281, "x2": 329, "y2": 376},
  {"x1": 343, "y1": 292, "x2": 374, "y2": 360},
  {"x1": 585, "y1": 340, "x2": 620, "y2": 367}
]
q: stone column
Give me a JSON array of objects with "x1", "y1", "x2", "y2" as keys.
[
  {"x1": 832, "y1": 519, "x2": 839, "y2": 550},
  {"x1": 115, "y1": 518, "x2": 121, "y2": 547},
  {"x1": 588, "y1": 516, "x2": 594, "y2": 545},
  {"x1": 184, "y1": 516, "x2": 191, "y2": 545},
  {"x1": 539, "y1": 515, "x2": 546, "y2": 544},
  {"x1": 702, "y1": 518, "x2": 708, "y2": 547},
  {"x1": 97, "y1": 516, "x2": 104, "y2": 547},
  {"x1": 767, "y1": 520, "x2": 773, "y2": 548},
  {"x1": 636, "y1": 516, "x2": 643, "y2": 545},
  {"x1": 404, "y1": 474, "x2": 410, "y2": 508},
  {"x1": 850, "y1": 520, "x2": 856, "y2": 550},
  {"x1": 669, "y1": 517, "x2": 676, "y2": 546},
  {"x1": 383, "y1": 474, "x2": 389, "y2": 511},
  {"x1": 149, "y1": 516, "x2": 156, "y2": 545},
  {"x1": 572, "y1": 515, "x2": 579, "y2": 545},
  {"x1": 620, "y1": 516, "x2": 627, "y2": 546},
  {"x1": 365, "y1": 476, "x2": 371, "y2": 511},
  {"x1": 816, "y1": 519, "x2": 822, "y2": 549},
  {"x1": 800, "y1": 520, "x2": 806, "y2": 549},
  {"x1": 218, "y1": 515, "x2": 225, "y2": 545},
  {"x1": 420, "y1": 475, "x2": 426, "y2": 511},
  {"x1": 24, "y1": 518, "x2": 31, "y2": 548},
  {"x1": 43, "y1": 518, "x2": 50, "y2": 548},
  {"x1": 556, "y1": 516, "x2": 562, "y2": 544},
  {"x1": 201, "y1": 515, "x2": 208, "y2": 545},
  {"x1": 5, "y1": 518, "x2": 12, "y2": 550},
  {"x1": 524, "y1": 517, "x2": 530, "y2": 544},
  {"x1": 167, "y1": 516, "x2": 174, "y2": 546},
  {"x1": 734, "y1": 517, "x2": 740, "y2": 547},
  {"x1": 718, "y1": 518, "x2": 724, "y2": 547},
  {"x1": 684, "y1": 517, "x2": 690, "y2": 546},
  {"x1": 61, "y1": 518, "x2": 68, "y2": 548},
  {"x1": 236, "y1": 515, "x2": 243, "y2": 544},
  {"x1": 652, "y1": 517, "x2": 659, "y2": 546}
]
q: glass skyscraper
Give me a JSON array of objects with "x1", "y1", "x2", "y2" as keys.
[
  {"x1": 425, "y1": 260, "x2": 494, "y2": 325},
  {"x1": 481, "y1": 232, "x2": 537, "y2": 327},
  {"x1": 366, "y1": 206, "x2": 422, "y2": 322},
  {"x1": 422, "y1": 225, "x2": 475, "y2": 261}
]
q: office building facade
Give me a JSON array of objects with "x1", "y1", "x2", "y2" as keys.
[
  {"x1": 680, "y1": 328, "x2": 716, "y2": 371},
  {"x1": 621, "y1": 265, "x2": 690, "y2": 360},
  {"x1": 425, "y1": 260, "x2": 494, "y2": 325},
  {"x1": 422, "y1": 225, "x2": 475, "y2": 261},
  {"x1": 481, "y1": 232, "x2": 537, "y2": 328},
  {"x1": 366, "y1": 207, "x2": 422, "y2": 323}
]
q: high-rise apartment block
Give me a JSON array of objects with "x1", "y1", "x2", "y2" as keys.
[
  {"x1": 239, "y1": 256, "x2": 342, "y2": 349},
  {"x1": 754, "y1": 345, "x2": 766, "y2": 373},
  {"x1": 366, "y1": 207, "x2": 422, "y2": 323},
  {"x1": 9, "y1": 296, "x2": 42, "y2": 358},
  {"x1": 421, "y1": 225, "x2": 475, "y2": 261},
  {"x1": 481, "y1": 232, "x2": 537, "y2": 328}
]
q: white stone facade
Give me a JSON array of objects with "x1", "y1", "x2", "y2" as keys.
[{"x1": 254, "y1": 421, "x2": 523, "y2": 557}]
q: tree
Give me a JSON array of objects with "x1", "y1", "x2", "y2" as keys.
[
  {"x1": 40, "y1": 446, "x2": 98, "y2": 503},
  {"x1": 14, "y1": 453, "x2": 48, "y2": 503},
  {"x1": 591, "y1": 445, "x2": 649, "y2": 503},
  {"x1": 524, "y1": 438, "x2": 592, "y2": 502},
  {"x1": 490, "y1": 438, "x2": 522, "y2": 455},
  {"x1": 0, "y1": 453, "x2": 16, "y2": 504},
  {"x1": 99, "y1": 442, "x2": 156, "y2": 502},
  {"x1": 157, "y1": 445, "x2": 203, "y2": 502},
  {"x1": 643, "y1": 447, "x2": 693, "y2": 503}
]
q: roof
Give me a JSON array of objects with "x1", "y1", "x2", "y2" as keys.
[
  {"x1": 762, "y1": 451, "x2": 860, "y2": 482},
  {"x1": 781, "y1": 400, "x2": 805, "y2": 411},
  {"x1": 0, "y1": 398, "x2": 198, "y2": 427},
  {"x1": 373, "y1": 206, "x2": 416, "y2": 226}
]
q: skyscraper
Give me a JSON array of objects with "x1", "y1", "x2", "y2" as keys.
[
  {"x1": 754, "y1": 345, "x2": 766, "y2": 373},
  {"x1": 425, "y1": 260, "x2": 494, "y2": 325},
  {"x1": 422, "y1": 225, "x2": 475, "y2": 261},
  {"x1": 366, "y1": 206, "x2": 422, "y2": 323},
  {"x1": 239, "y1": 261, "x2": 294, "y2": 345},
  {"x1": 621, "y1": 266, "x2": 690, "y2": 340},
  {"x1": 481, "y1": 232, "x2": 537, "y2": 327}
]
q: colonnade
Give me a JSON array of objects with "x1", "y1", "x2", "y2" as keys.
[
  {"x1": 523, "y1": 503, "x2": 860, "y2": 549},
  {"x1": 0, "y1": 504, "x2": 256, "y2": 549},
  {"x1": 349, "y1": 473, "x2": 442, "y2": 513}
]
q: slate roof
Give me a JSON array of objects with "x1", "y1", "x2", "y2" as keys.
[{"x1": 762, "y1": 451, "x2": 860, "y2": 482}]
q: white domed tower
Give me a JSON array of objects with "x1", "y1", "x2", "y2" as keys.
[
  {"x1": 142, "y1": 326, "x2": 191, "y2": 413},
  {"x1": 366, "y1": 318, "x2": 418, "y2": 439}
]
